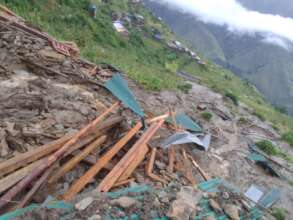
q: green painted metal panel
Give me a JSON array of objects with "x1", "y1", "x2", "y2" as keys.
[
  {"x1": 0, "y1": 201, "x2": 73, "y2": 220},
  {"x1": 166, "y1": 113, "x2": 202, "y2": 132},
  {"x1": 259, "y1": 188, "x2": 281, "y2": 209},
  {"x1": 105, "y1": 73, "x2": 144, "y2": 117},
  {"x1": 248, "y1": 153, "x2": 266, "y2": 162}
]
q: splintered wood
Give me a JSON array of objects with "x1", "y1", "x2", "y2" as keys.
[{"x1": 0, "y1": 102, "x2": 120, "y2": 209}]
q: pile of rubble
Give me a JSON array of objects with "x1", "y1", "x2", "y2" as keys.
[
  {"x1": 0, "y1": 6, "x2": 215, "y2": 218},
  {"x1": 0, "y1": 5, "x2": 292, "y2": 220}
]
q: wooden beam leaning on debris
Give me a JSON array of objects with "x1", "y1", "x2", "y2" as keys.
[
  {"x1": 187, "y1": 154, "x2": 210, "y2": 181},
  {"x1": 14, "y1": 165, "x2": 55, "y2": 209},
  {"x1": 0, "y1": 160, "x2": 42, "y2": 194},
  {"x1": 97, "y1": 116, "x2": 167, "y2": 192},
  {"x1": 146, "y1": 147, "x2": 167, "y2": 184},
  {"x1": 0, "y1": 102, "x2": 119, "y2": 209},
  {"x1": 0, "y1": 116, "x2": 122, "y2": 177},
  {"x1": 63, "y1": 122, "x2": 143, "y2": 201},
  {"x1": 117, "y1": 144, "x2": 149, "y2": 182},
  {"x1": 48, "y1": 136, "x2": 107, "y2": 184},
  {"x1": 113, "y1": 178, "x2": 135, "y2": 188}
]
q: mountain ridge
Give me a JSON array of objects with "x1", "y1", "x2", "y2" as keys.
[{"x1": 144, "y1": 0, "x2": 293, "y2": 115}]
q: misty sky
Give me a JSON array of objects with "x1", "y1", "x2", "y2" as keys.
[{"x1": 153, "y1": 0, "x2": 293, "y2": 49}]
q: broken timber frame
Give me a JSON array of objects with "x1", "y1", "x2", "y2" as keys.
[
  {"x1": 0, "y1": 116, "x2": 122, "y2": 178},
  {"x1": 97, "y1": 116, "x2": 166, "y2": 192},
  {"x1": 146, "y1": 147, "x2": 167, "y2": 184},
  {"x1": 0, "y1": 102, "x2": 119, "y2": 209},
  {"x1": 48, "y1": 136, "x2": 107, "y2": 184},
  {"x1": 62, "y1": 122, "x2": 143, "y2": 201}
]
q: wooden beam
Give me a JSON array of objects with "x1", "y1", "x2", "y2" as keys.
[
  {"x1": 0, "y1": 160, "x2": 42, "y2": 194},
  {"x1": 14, "y1": 165, "x2": 55, "y2": 209},
  {"x1": 97, "y1": 118, "x2": 165, "y2": 192},
  {"x1": 146, "y1": 147, "x2": 167, "y2": 184},
  {"x1": 113, "y1": 178, "x2": 135, "y2": 188},
  {"x1": 117, "y1": 144, "x2": 149, "y2": 182},
  {"x1": 0, "y1": 102, "x2": 119, "y2": 209},
  {"x1": 62, "y1": 122, "x2": 142, "y2": 201},
  {"x1": 0, "y1": 116, "x2": 122, "y2": 177},
  {"x1": 187, "y1": 155, "x2": 210, "y2": 181},
  {"x1": 167, "y1": 147, "x2": 175, "y2": 173},
  {"x1": 48, "y1": 136, "x2": 107, "y2": 184}
]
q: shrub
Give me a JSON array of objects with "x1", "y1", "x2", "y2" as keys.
[
  {"x1": 178, "y1": 83, "x2": 192, "y2": 94},
  {"x1": 225, "y1": 92, "x2": 238, "y2": 106},
  {"x1": 282, "y1": 131, "x2": 293, "y2": 147},
  {"x1": 256, "y1": 140, "x2": 279, "y2": 156},
  {"x1": 238, "y1": 117, "x2": 248, "y2": 124},
  {"x1": 201, "y1": 112, "x2": 213, "y2": 121},
  {"x1": 254, "y1": 111, "x2": 266, "y2": 122},
  {"x1": 272, "y1": 208, "x2": 287, "y2": 220}
]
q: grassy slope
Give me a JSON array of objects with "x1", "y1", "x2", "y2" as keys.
[{"x1": 1, "y1": 0, "x2": 293, "y2": 134}]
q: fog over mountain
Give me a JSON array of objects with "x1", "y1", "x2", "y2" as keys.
[
  {"x1": 144, "y1": 0, "x2": 293, "y2": 115},
  {"x1": 149, "y1": 0, "x2": 293, "y2": 49}
]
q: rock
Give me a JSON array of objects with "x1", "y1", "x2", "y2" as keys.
[
  {"x1": 223, "y1": 204, "x2": 240, "y2": 220},
  {"x1": 209, "y1": 199, "x2": 222, "y2": 213},
  {"x1": 167, "y1": 187, "x2": 203, "y2": 220},
  {"x1": 222, "y1": 192, "x2": 230, "y2": 199},
  {"x1": 168, "y1": 199, "x2": 193, "y2": 220},
  {"x1": 110, "y1": 196, "x2": 137, "y2": 209},
  {"x1": 197, "y1": 104, "x2": 207, "y2": 111},
  {"x1": 155, "y1": 161, "x2": 166, "y2": 170},
  {"x1": 75, "y1": 197, "x2": 94, "y2": 211},
  {"x1": 39, "y1": 48, "x2": 66, "y2": 62},
  {"x1": 87, "y1": 215, "x2": 101, "y2": 220}
]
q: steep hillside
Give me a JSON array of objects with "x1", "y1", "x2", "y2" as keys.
[
  {"x1": 2, "y1": 0, "x2": 293, "y2": 133},
  {"x1": 144, "y1": 0, "x2": 293, "y2": 115}
]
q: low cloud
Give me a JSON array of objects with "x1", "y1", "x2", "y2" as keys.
[{"x1": 151, "y1": 0, "x2": 293, "y2": 49}]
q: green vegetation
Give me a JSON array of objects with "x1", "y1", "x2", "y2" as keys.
[
  {"x1": 201, "y1": 112, "x2": 213, "y2": 121},
  {"x1": 225, "y1": 92, "x2": 239, "y2": 106},
  {"x1": 253, "y1": 111, "x2": 266, "y2": 122},
  {"x1": 256, "y1": 140, "x2": 279, "y2": 155},
  {"x1": 282, "y1": 131, "x2": 293, "y2": 147},
  {"x1": 238, "y1": 117, "x2": 248, "y2": 124},
  {"x1": 272, "y1": 208, "x2": 287, "y2": 220},
  {"x1": 256, "y1": 140, "x2": 293, "y2": 164},
  {"x1": 177, "y1": 83, "x2": 192, "y2": 94},
  {"x1": 1, "y1": 0, "x2": 293, "y2": 134}
]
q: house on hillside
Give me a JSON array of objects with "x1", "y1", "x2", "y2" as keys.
[{"x1": 113, "y1": 20, "x2": 128, "y2": 36}]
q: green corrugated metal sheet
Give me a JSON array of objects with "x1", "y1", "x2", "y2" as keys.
[
  {"x1": 259, "y1": 188, "x2": 281, "y2": 209},
  {"x1": 0, "y1": 201, "x2": 73, "y2": 220},
  {"x1": 248, "y1": 153, "x2": 266, "y2": 162},
  {"x1": 166, "y1": 113, "x2": 202, "y2": 132},
  {"x1": 105, "y1": 73, "x2": 144, "y2": 117}
]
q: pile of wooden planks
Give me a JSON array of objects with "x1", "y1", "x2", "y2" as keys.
[{"x1": 0, "y1": 102, "x2": 175, "y2": 212}]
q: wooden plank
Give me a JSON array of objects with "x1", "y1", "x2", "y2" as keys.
[
  {"x1": 97, "y1": 118, "x2": 165, "y2": 192},
  {"x1": 187, "y1": 154, "x2": 210, "y2": 181},
  {"x1": 146, "y1": 147, "x2": 167, "y2": 184},
  {"x1": 0, "y1": 102, "x2": 119, "y2": 209},
  {"x1": 167, "y1": 147, "x2": 175, "y2": 173},
  {"x1": 117, "y1": 144, "x2": 149, "y2": 182},
  {"x1": 62, "y1": 122, "x2": 142, "y2": 201},
  {"x1": 14, "y1": 165, "x2": 55, "y2": 209},
  {"x1": 0, "y1": 160, "x2": 42, "y2": 194},
  {"x1": 113, "y1": 178, "x2": 135, "y2": 188},
  {"x1": 48, "y1": 136, "x2": 107, "y2": 184},
  {"x1": 0, "y1": 116, "x2": 122, "y2": 177}
]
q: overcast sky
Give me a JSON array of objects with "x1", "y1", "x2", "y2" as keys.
[{"x1": 152, "y1": 0, "x2": 293, "y2": 49}]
